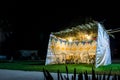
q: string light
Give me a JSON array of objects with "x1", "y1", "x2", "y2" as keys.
[
  {"x1": 68, "y1": 38, "x2": 72, "y2": 42},
  {"x1": 85, "y1": 34, "x2": 92, "y2": 40}
]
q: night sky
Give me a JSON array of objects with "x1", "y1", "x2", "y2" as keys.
[
  {"x1": 14, "y1": 15, "x2": 120, "y2": 49},
  {"x1": 1, "y1": 8, "x2": 120, "y2": 58}
]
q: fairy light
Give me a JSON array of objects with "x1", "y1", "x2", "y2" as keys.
[
  {"x1": 85, "y1": 34, "x2": 92, "y2": 40},
  {"x1": 68, "y1": 38, "x2": 72, "y2": 42},
  {"x1": 87, "y1": 35, "x2": 92, "y2": 40}
]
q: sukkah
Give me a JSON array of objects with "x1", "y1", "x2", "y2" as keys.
[{"x1": 45, "y1": 21, "x2": 111, "y2": 68}]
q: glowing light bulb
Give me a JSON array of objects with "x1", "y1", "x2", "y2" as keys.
[
  {"x1": 86, "y1": 35, "x2": 92, "y2": 40},
  {"x1": 69, "y1": 38, "x2": 72, "y2": 42}
]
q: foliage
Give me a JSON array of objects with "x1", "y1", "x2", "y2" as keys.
[
  {"x1": 52, "y1": 21, "x2": 98, "y2": 42},
  {"x1": 0, "y1": 61, "x2": 120, "y2": 75},
  {"x1": 43, "y1": 66, "x2": 120, "y2": 80}
]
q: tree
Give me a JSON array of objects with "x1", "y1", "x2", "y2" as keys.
[{"x1": 0, "y1": 16, "x2": 16, "y2": 61}]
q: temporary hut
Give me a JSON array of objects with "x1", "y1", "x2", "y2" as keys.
[{"x1": 45, "y1": 21, "x2": 111, "y2": 68}]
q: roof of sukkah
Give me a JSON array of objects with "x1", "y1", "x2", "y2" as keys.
[{"x1": 51, "y1": 21, "x2": 98, "y2": 41}]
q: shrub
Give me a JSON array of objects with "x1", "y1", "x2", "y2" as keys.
[{"x1": 43, "y1": 66, "x2": 120, "y2": 80}]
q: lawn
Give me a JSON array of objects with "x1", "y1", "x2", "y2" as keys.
[{"x1": 0, "y1": 60, "x2": 120, "y2": 75}]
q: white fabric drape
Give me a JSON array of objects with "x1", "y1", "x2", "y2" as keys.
[
  {"x1": 45, "y1": 34, "x2": 54, "y2": 65},
  {"x1": 95, "y1": 23, "x2": 111, "y2": 68}
]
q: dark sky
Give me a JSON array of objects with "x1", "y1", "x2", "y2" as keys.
[
  {"x1": 0, "y1": 7, "x2": 119, "y2": 58},
  {"x1": 9, "y1": 16, "x2": 120, "y2": 51},
  {"x1": 6, "y1": 8, "x2": 120, "y2": 53}
]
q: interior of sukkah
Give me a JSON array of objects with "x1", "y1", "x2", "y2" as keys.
[{"x1": 47, "y1": 22, "x2": 98, "y2": 64}]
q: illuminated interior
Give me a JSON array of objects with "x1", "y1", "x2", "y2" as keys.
[{"x1": 47, "y1": 22, "x2": 98, "y2": 64}]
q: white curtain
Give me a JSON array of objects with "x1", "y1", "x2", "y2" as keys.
[
  {"x1": 95, "y1": 23, "x2": 111, "y2": 68},
  {"x1": 45, "y1": 34, "x2": 54, "y2": 65}
]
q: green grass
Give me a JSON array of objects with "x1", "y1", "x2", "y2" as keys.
[{"x1": 0, "y1": 61, "x2": 120, "y2": 75}]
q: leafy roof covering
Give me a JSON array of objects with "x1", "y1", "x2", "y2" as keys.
[{"x1": 51, "y1": 21, "x2": 98, "y2": 42}]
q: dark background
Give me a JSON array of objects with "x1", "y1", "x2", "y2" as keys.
[{"x1": 1, "y1": 7, "x2": 120, "y2": 59}]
